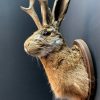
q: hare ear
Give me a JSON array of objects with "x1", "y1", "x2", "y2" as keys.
[{"x1": 52, "y1": 0, "x2": 70, "y2": 26}]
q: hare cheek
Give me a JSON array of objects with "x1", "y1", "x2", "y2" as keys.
[
  {"x1": 54, "y1": 39, "x2": 63, "y2": 46},
  {"x1": 55, "y1": 40, "x2": 62, "y2": 44}
]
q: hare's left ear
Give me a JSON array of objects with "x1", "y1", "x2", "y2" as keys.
[
  {"x1": 38, "y1": 0, "x2": 53, "y2": 26},
  {"x1": 52, "y1": 0, "x2": 70, "y2": 26}
]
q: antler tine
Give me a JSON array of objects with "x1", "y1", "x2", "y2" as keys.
[
  {"x1": 38, "y1": 0, "x2": 49, "y2": 26},
  {"x1": 21, "y1": 0, "x2": 42, "y2": 29}
]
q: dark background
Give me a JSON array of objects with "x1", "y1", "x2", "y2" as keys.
[{"x1": 0, "y1": 0, "x2": 99, "y2": 100}]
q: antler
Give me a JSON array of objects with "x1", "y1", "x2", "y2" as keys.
[
  {"x1": 38, "y1": 0, "x2": 52, "y2": 26},
  {"x1": 21, "y1": 0, "x2": 42, "y2": 29}
]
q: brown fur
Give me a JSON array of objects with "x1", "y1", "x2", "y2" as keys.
[{"x1": 40, "y1": 44, "x2": 89, "y2": 99}]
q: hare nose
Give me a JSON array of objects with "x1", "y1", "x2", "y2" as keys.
[{"x1": 24, "y1": 42, "x2": 30, "y2": 53}]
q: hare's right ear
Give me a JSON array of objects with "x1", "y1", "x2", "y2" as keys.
[{"x1": 52, "y1": 0, "x2": 70, "y2": 26}]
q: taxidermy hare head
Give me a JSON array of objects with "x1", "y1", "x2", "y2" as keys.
[
  {"x1": 21, "y1": 0, "x2": 95, "y2": 100},
  {"x1": 21, "y1": 0, "x2": 69, "y2": 57}
]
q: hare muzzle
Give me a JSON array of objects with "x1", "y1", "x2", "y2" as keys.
[
  {"x1": 24, "y1": 40, "x2": 31, "y2": 54},
  {"x1": 24, "y1": 40, "x2": 38, "y2": 55}
]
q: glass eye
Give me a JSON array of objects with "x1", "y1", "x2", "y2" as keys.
[{"x1": 43, "y1": 31, "x2": 51, "y2": 36}]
